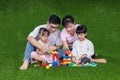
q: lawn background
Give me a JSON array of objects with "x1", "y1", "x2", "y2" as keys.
[{"x1": 0, "y1": 0, "x2": 120, "y2": 80}]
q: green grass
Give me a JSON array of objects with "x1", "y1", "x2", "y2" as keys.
[{"x1": 0, "y1": 0, "x2": 120, "y2": 80}]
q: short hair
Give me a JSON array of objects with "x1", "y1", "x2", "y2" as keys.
[
  {"x1": 39, "y1": 28, "x2": 50, "y2": 36},
  {"x1": 62, "y1": 15, "x2": 74, "y2": 27},
  {"x1": 48, "y1": 14, "x2": 61, "y2": 24},
  {"x1": 76, "y1": 24, "x2": 87, "y2": 34}
]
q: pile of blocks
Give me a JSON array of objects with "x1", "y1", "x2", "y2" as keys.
[
  {"x1": 51, "y1": 51, "x2": 60, "y2": 67},
  {"x1": 68, "y1": 62, "x2": 97, "y2": 67},
  {"x1": 61, "y1": 48, "x2": 72, "y2": 66},
  {"x1": 34, "y1": 48, "x2": 97, "y2": 69}
]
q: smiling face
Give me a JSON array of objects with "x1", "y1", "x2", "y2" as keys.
[
  {"x1": 77, "y1": 33, "x2": 87, "y2": 41},
  {"x1": 38, "y1": 28, "x2": 50, "y2": 43},
  {"x1": 39, "y1": 33, "x2": 49, "y2": 42},
  {"x1": 65, "y1": 23, "x2": 76, "y2": 35},
  {"x1": 76, "y1": 25, "x2": 87, "y2": 41},
  {"x1": 47, "y1": 23, "x2": 59, "y2": 33}
]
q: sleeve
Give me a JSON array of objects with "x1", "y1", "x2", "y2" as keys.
[
  {"x1": 28, "y1": 26, "x2": 41, "y2": 38},
  {"x1": 86, "y1": 41, "x2": 94, "y2": 58},
  {"x1": 71, "y1": 42, "x2": 78, "y2": 57},
  {"x1": 55, "y1": 31, "x2": 62, "y2": 45},
  {"x1": 60, "y1": 30, "x2": 67, "y2": 41}
]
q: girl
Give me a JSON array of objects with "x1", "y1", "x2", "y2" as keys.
[{"x1": 30, "y1": 28, "x2": 52, "y2": 64}]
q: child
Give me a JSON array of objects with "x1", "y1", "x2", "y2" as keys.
[
  {"x1": 30, "y1": 28, "x2": 52, "y2": 63},
  {"x1": 72, "y1": 25, "x2": 107, "y2": 64}
]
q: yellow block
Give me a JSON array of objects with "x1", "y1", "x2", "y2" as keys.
[
  {"x1": 52, "y1": 51, "x2": 58, "y2": 54},
  {"x1": 68, "y1": 54, "x2": 72, "y2": 56},
  {"x1": 46, "y1": 66, "x2": 50, "y2": 69}
]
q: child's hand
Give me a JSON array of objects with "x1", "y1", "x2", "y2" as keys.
[
  {"x1": 80, "y1": 54, "x2": 87, "y2": 59},
  {"x1": 72, "y1": 56, "x2": 79, "y2": 65}
]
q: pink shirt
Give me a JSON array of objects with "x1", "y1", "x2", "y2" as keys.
[{"x1": 61, "y1": 24, "x2": 80, "y2": 48}]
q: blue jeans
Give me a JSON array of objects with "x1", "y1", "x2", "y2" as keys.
[
  {"x1": 23, "y1": 42, "x2": 35, "y2": 61},
  {"x1": 23, "y1": 42, "x2": 64, "y2": 62}
]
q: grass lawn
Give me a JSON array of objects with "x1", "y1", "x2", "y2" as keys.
[{"x1": 0, "y1": 0, "x2": 120, "y2": 80}]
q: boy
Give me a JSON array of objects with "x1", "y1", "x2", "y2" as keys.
[{"x1": 72, "y1": 25, "x2": 107, "y2": 64}]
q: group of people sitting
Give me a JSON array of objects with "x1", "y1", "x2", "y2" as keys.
[{"x1": 20, "y1": 15, "x2": 107, "y2": 70}]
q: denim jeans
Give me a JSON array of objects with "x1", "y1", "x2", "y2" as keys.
[
  {"x1": 23, "y1": 42, "x2": 35, "y2": 61},
  {"x1": 23, "y1": 42, "x2": 64, "y2": 62}
]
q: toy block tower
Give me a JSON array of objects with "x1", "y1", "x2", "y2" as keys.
[
  {"x1": 51, "y1": 51, "x2": 60, "y2": 67},
  {"x1": 61, "y1": 48, "x2": 72, "y2": 66}
]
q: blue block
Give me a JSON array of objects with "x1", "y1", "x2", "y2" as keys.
[
  {"x1": 52, "y1": 61, "x2": 60, "y2": 67},
  {"x1": 63, "y1": 55, "x2": 71, "y2": 58},
  {"x1": 91, "y1": 62, "x2": 97, "y2": 67}
]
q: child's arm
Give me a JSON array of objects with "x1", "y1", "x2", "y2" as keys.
[
  {"x1": 36, "y1": 48, "x2": 44, "y2": 55},
  {"x1": 71, "y1": 41, "x2": 79, "y2": 64},
  {"x1": 86, "y1": 41, "x2": 94, "y2": 58},
  {"x1": 72, "y1": 56, "x2": 79, "y2": 65},
  {"x1": 80, "y1": 54, "x2": 87, "y2": 60},
  {"x1": 27, "y1": 36, "x2": 49, "y2": 53}
]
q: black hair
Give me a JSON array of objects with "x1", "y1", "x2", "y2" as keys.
[
  {"x1": 76, "y1": 24, "x2": 87, "y2": 34},
  {"x1": 48, "y1": 14, "x2": 61, "y2": 24},
  {"x1": 39, "y1": 28, "x2": 50, "y2": 36},
  {"x1": 62, "y1": 15, "x2": 74, "y2": 27}
]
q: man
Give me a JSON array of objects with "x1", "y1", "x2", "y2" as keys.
[{"x1": 20, "y1": 15, "x2": 63, "y2": 70}]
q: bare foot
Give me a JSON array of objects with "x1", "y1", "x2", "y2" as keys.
[{"x1": 20, "y1": 60, "x2": 29, "y2": 70}]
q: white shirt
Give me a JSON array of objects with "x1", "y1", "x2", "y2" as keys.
[
  {"x1": 28, "y1": 24, "x2": 62, "y2": 46},
  {"x1": 72, "y1": 39, "x2": 94, "y2": 60}
]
